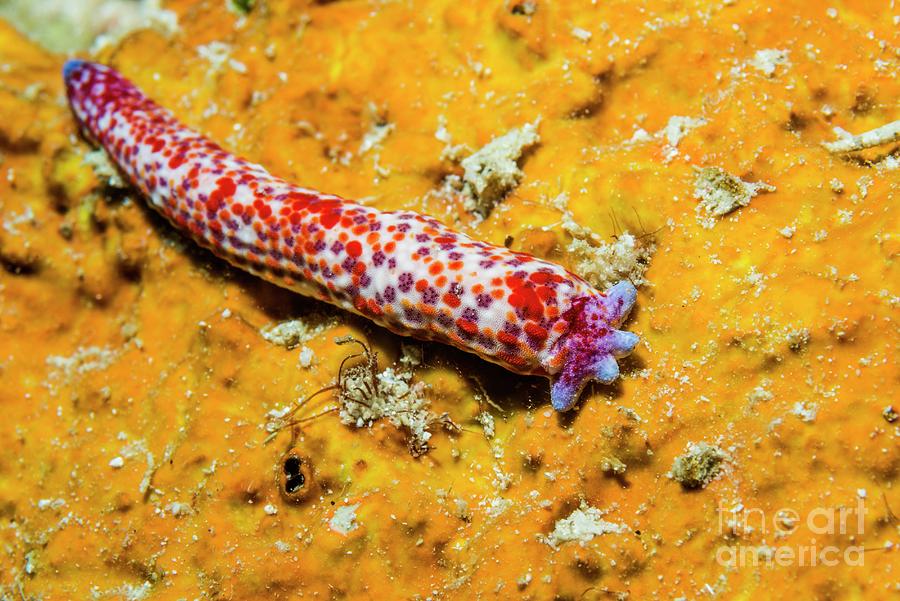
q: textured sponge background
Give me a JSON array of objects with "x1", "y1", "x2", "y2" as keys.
[{"x1": 0, "y1": 1, "x2": 896, "y2": 599}]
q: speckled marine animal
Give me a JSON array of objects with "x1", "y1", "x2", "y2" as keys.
[{"x1": 63, "y1": 60, "x2": 639, "y2": 411}]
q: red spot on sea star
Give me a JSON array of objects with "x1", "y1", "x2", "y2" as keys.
[
  {"x1": 524, "y1": 322, "x2": 548, "y2": 341},
  {"x1": 346, "y1": 240, "x2": 362, "y2": 257},
  {"x1": 442, "y1": 293, "x2": 461, "y2": 308},
  {"x1": 508, "y1": 285, "x2": 544, "y2": 320},
  {"x1": 320, "y1": 210, "x2": 340, "y2": 229}
]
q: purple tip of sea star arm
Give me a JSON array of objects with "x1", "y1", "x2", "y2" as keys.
[
  {"x1": 63, "y1": 59, "x2": 87, "y2": 81},
  {"x1": 549, "y1": 280, "x2": 640, "y2": 411},
  {"x1": 602, "y1": 280, "x2": 638, "y2": 325}
]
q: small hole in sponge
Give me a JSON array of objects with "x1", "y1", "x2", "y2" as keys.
[
  {"x1": 283, "y1": 456, "x2": 306, "y2": 493},
  {"x1": 286, "y1": 472, "x2": 305, "y2": 493},
  {"x1": 284, "y1": 455, "x2": 301, "y2": 476},
  {"x1": 277, "y1": 449, "x2": 315, "y2": 503}
]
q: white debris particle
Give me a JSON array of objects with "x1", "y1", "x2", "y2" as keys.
[
  {"x1": 274, "y1": 540, "x2": 292, "y2": 553},
  {"x1": 259, "y1": 317, "x2": 334, "y2": 349},
  {"x1": 876, "y1": 154, "x2": 899, "y2": 171},
  {"x1": 748, "y1": 49, "x2": 791, "y2": 77},
  {"x1": 517, "y1": 571, "x2": 533, "y2": 589},
  {"x1": 600, "y1": 456, "x2": 627, "y2": 475},
  {"x1": 263, "y1": 503, "x2": 278, "y2": 516},
  {"x1": 856, "y1": 175, "x2": 873, "y2": 199},
  {"x1": 476, "y1": 412, "x2": 496, "y2": 439},
  {"x1": 663, "y1": 116, "x2": 706, "y2": 147},
  {"x1": 492, "y1": 465, "x2": 513, "y2": 491},
  {"x1": 857, "y1": 488, "x2": 867, "y2": 499},
  {"x1": 837, "y1": 209, "x2": 853, "y2": 224},
  {"x1": 453, "y1": 498, "x2": 470, "y2": 521},
  {"x1": 83, "y1": 149, "x2": 126, "y2": 188},
  {"x1": 483, "y1": 496, "x2": 513, "y2": 518},
  {"x1": 329, "y1": 503, "x2": 360, "y2": 535},
  {"x1": 138, "y1": 451, "x2": 157, "y2": 496},
  {"x1": 778, "y1": 225, "x2": 795, "y2": 238},
  {"x1": 359, "y1": 120, "x2": 395, "y2": 155},
  {"x1": 744, "y1": 266, "x2": 767, "y2": 297},
  {"x1": 24, "y1": 551, "x2": 36, "y2": 575},
  {"x1": 435, "y1": 115, "x2": 452, "y2": 144},
  {"x1": 660, "y1": 116, "x2": 707, "y2": 160},
  {"x1": 399, "y1": 343, "x2": 423, "y2": 367},
  {"x1": 544, "y1": 502, "x2": 626, "y2": 549},
  {"x1": 1, "y1": 205, "x2": 35, "y2": 236},
  {"x1": 108, "y1": 456, "x2": 125, "y2": 469},
  {"x1": 297, "y1": 345, "x2": 315, "y2": 368},
  {"x1": 693, "y1": 166, "x2": 775, "y2": 220},
  {"x1": 435, "y1": 115, "x2": 468, "y2": 161},
  {"x1": 829, "y1": 178, "x2": 845, "y2": 193},
  {"x1": 822, "y1": 120, "x2": 900, "y2": 153},
  {"x1": 165, "y1": 502, "x2": 193, "y2": 517},
  {"x1": 115, "y1": 582, "x2": 152, "y2": 601},
  {"x1": 264, "y1": 404, "x2": 293, "y2": 434},
  {"x1": 618, "y1": 406, "x2": 644, "y2": 422},
  {"x1": 669, "y1": 441, "x2": 728, "y2": 489},
  {"x1": 628, "y1": 127, "x2": 652, "y2": 143},
  {"x1": 37, "y1": 498, "x2": 66, "y2": 511},
  {"x1": 571, "y1": 27, "x2": 592, "y2": 42},
  {"x1": 747, "y1": 380, "x2": 774, "y2": 404},
  {"x1": 46, "y1": 345, "x2": 119, "y2": 384},
  {"x1": 460, "y1": 120, "x2": 541, "y2": 216},
  {"x1": 791, "y1": 401, "x2": 818, "y2": 423},
  {"x1": 197, "y1": 41, "x2": 247, "y2": 74}
]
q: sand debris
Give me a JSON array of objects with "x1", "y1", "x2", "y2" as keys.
[
  {"x1": 669, "y1": 441, "x2": 728, "y2": 489},
  {"x1": 460, "y1": 121, "x2": 540, "y2": 216},
  {"x1": 543, "y1": 502, "x2": 626, "y2": 549},
  {"x1": 693, "y1": 166, "x2": 775, "y2": 220},
  {"x1": 748, "y1": 49, "x2": 791, "y2": 77},
  {"x1": 259, "y1": 316, "x2": 335, "y2": 350},
  {"x1": 329, "y1": 503, "x2": 360, "y2": 535},
  {"x1": 822, "y1": 120, "x2": 900, "y2": 154}
]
